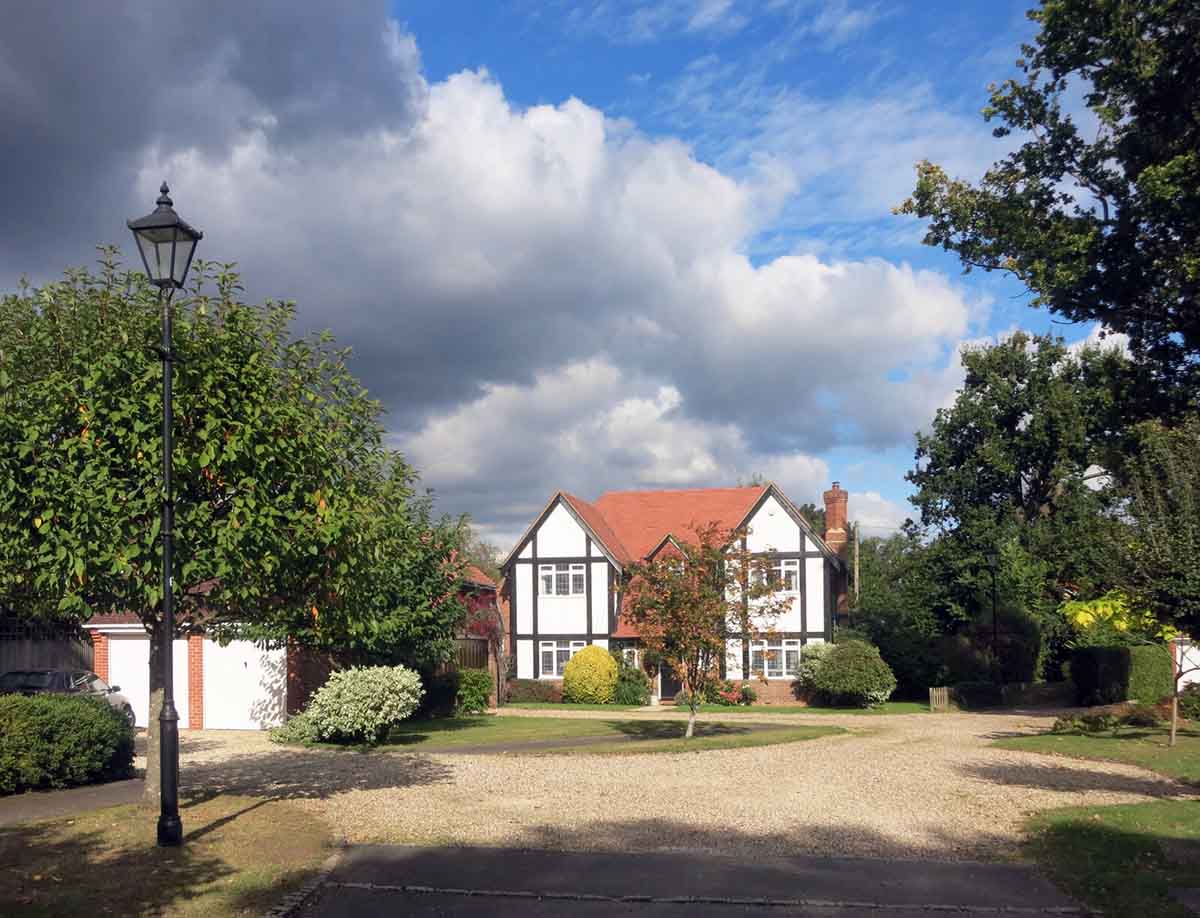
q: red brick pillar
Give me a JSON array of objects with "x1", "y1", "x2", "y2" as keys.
[
  {"x1": 92, "y1": 632, "x2": 109, "y2": 681},
  {"x1": 823, "y1": 482, "x2": 851, "y2": 622},
  {"x1": 188, "y1": 634, "x2": 204, "y2": 729}
]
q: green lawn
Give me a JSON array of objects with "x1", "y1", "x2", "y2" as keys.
[
  {"x1": 994, "y1": 725, "x2": 1200, "y2": 783},
  {"x1": 0, "y1": 796, "x2": 331, "y2": 917},
  {"x1": 1025, "y1": 800, "x2": 1200, "y2": 918},
  {"x1": 304, "y1": 715, "x2": 845, "y2": 754},
  {"x1": 690, "y1": 701, "x2": 929, "y2": 715},
  {"x1": 505, "y1": 702, "x2": 644, "y2": 711}
]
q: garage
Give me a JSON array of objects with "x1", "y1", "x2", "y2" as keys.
[
  {"x1": 105, "y1": 632, "x2": 189, "y2": 729},
  {"x1": 201, "y1": 639, "x2": 286, "y2": 730}
]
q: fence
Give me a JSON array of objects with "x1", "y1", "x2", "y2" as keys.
[
  {"x1": 0, "y1": 618, "x2": 94, "y2": 673},
  {"x1": 452, "y1": 638, "x2": 489, "y2": 671},
  {"x1": 928, "y1": 686, "x2": 951, "y2": 712}
]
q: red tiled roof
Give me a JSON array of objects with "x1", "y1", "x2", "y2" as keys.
[
  {"x1": 592, "y1": 485, "x2": 767, "y2": 562},
  {"x1": 464, "y1": 565, "x2": 497, "y2": 589},
  {"x1": 561, "y1": 492, "x2": 633, "y2": 565}
]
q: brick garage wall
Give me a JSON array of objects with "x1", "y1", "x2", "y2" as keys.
[
  {"x1": 286, "y1": 643, "x2": 338, "y2": 715},
  {"x1": 92, "y1": 632, "x2": 109, "y2": 681},
  {"x1": 187, "y1": 635, "x2": 204, "y2": 729}
]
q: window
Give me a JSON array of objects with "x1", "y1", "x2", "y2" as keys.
[
  {"x1": 539, "y1": 639, "x2": 587, "y2": 676},
  {"x1": 759, "y1": 558, "x2": 799, "y2": 591},
  {"x1": 749, "y1": 638, "x2": 802, "y2": 678},
  {"x1": 539, "y1": 562, "x2": 586, "y2": 595}
]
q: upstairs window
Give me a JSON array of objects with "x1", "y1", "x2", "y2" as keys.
[
  {"x1": 759, "y1": 558, "x2": 799, "y2": 592},
  {"x1": 539, "y1": 562, "x2": 586, "y2": 596}
]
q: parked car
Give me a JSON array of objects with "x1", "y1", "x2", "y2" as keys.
[{"x1": 0, "y1": 669, "x2": 136, "y2": 726}]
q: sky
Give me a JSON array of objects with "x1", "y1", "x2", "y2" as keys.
[{"x1": 0, "y1": 1, "x2": 1098, "y2": 552}]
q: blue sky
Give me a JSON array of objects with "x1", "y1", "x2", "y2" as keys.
[{"x1": 0, "y1": 1, "x2": 1103, "y2": 549}]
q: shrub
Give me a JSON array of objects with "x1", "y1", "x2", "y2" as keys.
[
  {"x1": 610, "y1": 651, "x2": 651, "y2": 706},
  {"x1": 951, "y1": 681, "x2": 1004, "y2": 710},
  {"x1": 456, "y1": 668, "x2": 493, "y2": 714},
  {"x1": 1050, "y1": 715, "x2": 1084, "y2": 734},
  {"x1": 810, "y1": 640, "x2": 897, "y2": 708},
  {"x1": 269, "y1": 710, "x2": 320, "y2": 745},
  {"x1": 562, "y1": 645, "x2": 618, "y2": 704},
  {"x1": 1122, "y1": 704, "x2": 1164, "y2": 728},
  {"x1": 506, "y1": 678, "x2": 562, "y2": 703},
  {"x1": 1070, "y1": 646, "x2": 1132, "y2": 706},
  {"x1": 1128, "y1": 645, "x2": 1173, "y2": 704},
  {"x1": 417, "y1": 671, "x2": 459, "y2": 718},
  {"x1": 791, "y1": 642, "x2": 832, "y2": 700},
  {"x1": 1080, "y1": 713, "x2": 1122, "y2": 733},
  {"x1": 1181, "y1": 684, "x2": 1200, "y2": 721},
  {"x1": 306, "y1": 665, "x2": 423, "y2": 744},
  {"x1": 738, "y1": 683, "x2": 757, "y2": 705},
  {"x1": 0, "y1": 694, "x2": 134, "y2": 795}
]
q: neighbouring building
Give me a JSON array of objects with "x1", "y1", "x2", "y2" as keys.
[{"x1": 499, "y1": 481, "x2": 850, "y2": 703}]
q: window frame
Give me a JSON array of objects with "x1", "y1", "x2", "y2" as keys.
[
  {"x1": 538, "y1": 562, "x2": 587, "y2": 596},
  {"x1": 539, "y1": 639, "x2": 588, "y2": 677},
  {"x1": 748, "y1": 638, "x2": 803, "y2": 679}
]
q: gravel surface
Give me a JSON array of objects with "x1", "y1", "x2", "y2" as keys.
[{"x1": 170, "y1": 711, "x2": 1195, "y2": 862}]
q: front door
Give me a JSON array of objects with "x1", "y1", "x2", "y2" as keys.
[{"x1": 660, "y1": 664, "x2": 684, "y2": 700}]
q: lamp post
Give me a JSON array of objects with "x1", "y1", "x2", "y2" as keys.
[{"x1": 127, "y1": 183, "x2": 202, "y2": 847}]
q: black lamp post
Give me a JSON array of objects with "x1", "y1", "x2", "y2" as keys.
[{"x1": 128, "y1": 182, "x2": 202, "y2": 847}]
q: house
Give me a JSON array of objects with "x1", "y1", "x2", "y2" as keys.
[
  {"x1": 499, "y1": 481, "x2": 850, "y2": 703},
  {"x1": 84, "y1": 563, "x2": 501, "y2": 729}
]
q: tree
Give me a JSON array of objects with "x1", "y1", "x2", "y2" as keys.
[
  {"x1": 897, "y1": 0, "x2": 1200, "y2": 396},
  {"x1": 459, "y1": 525, "x2": 503, "y2": 585},
  {"x1": 0, "y1": 252, "x2": 465, "y2": 803},
  {"x1": 796, "y1": 503, "x2": 826, "y2": 535},
  {"x1": 621, "y1": 523, "x2": 791, "y2": 737}
]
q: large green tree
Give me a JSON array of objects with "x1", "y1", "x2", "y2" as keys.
[
  {"x1": 898, "y1": 0, "x2": 1200, "y2": 396},
  {"x1": 0, "y1": 252, "x2": 465, "y2": 801}
]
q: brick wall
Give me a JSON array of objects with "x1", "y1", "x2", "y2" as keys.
[
  {"x1": 286, "y1": 643, "x2": 338, "y2": 715},
  {"x1": 92, "y1": 632, "x2": 109, "y2": 681},
  {"x1": 187, "y1": 635, "x2": 204, "y2": 729},
  {"x1": 751, "y1": 680, "x2": 803, "y2": 705}
]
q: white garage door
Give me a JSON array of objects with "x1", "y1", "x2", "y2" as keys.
[
  {"x1": 106, "y1": 634, "x2": 189, "y2": 728},
  {"x1": 201, "y1": 640, "x2": 286, "y2": 730}
]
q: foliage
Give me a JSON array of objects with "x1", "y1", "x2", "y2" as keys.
[
  {"x1": 1122, "y1": 705, "x2": 1165, "y2": 729},
  {"x1": 304, "y1": 665, "x2": 423, "y2": 744},
  {"x1": 738, "y1": 683, "x2": 757, "y2": 704},
  {"x1": 1071, "y1": 646, "x2": 1132, "y2": 706},
  {"x1": 561, "y1": 645, "x2": 618, "y2": 704},
  {"x1": 268, "y1": 710, "x2": 320, "y2": 746},
  {"x1": 1127, "y1": 646, "x2": 1173, "y2": 705},
  {"x1": 0, "y1": 694, "x2": 134, "y2": 794},
  {"x1": 610, "y1": 650, "x2": 651, "y2": 706},
  {"x1": 1061, "y1": 590, "x2": 1175, "y2": 647},
  {"x1": 1123, "y1": 418, "x2": 1200, "y2": 638},
  {"x1": 951, "y1": 680, "x2": 1005, "y2": 710},
  {"x1": 791, "y1": 641, "x2": 832, "y2": 700},
  {"x1": 455, "y1": 668, "x2": 493, "y2": 715},
  {"x1": 810, "y1": 640, "x2": 897, "y2": 708},
  {"x1": 897, "y1": 0, "x2": 1200, "y2": 394},
  {"x1": 1180, "y1": 684, "x2": 1200, "y2": 722},
  {"x1": 621, "y1": 522, "x2": 792, "y2": 736},
  {"x1": 1049, "y1": 713, "x2": 1123, "y2": 735},
  {"x1": 416, "y1": 671, "x2": 460, "y2": 718},
  {"x1": 505, "y1": 678, "x2": 562, "y2": 704}
]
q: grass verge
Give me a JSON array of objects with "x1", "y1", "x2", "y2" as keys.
[
  {"x1": 689, "y1": 701, "x2": 929, "y2": 715},
  {"x1": 994, "y1": 725, "x2": 1200, "y2": 783},
  {"x1": 1026, "y1": 800, "x2": 1200, "y2": 918},
  {"x1": 0, "y1": 795, "x2": 332, "y2": 917},
  {"x1": 505, "y1": 702, "x2": 643, "y2": 711}
]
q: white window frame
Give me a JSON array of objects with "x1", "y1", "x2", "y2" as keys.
[
  {"x1": 749, "y1": 638, "x2": 802, "y2": 679},
  {"x1": 539, "y1": 562, "x2": 587, "y2": 596},
  {"x1": 539, "y1": 639, "x2": 587, "y2": 677}
]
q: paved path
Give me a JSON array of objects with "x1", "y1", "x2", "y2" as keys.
[
  {"x1": 0, "y1": 779, "x2": 143, "y2": 827},
  {"x1": 295, "y1": 846, "x2": 1084, "y2": 917}
]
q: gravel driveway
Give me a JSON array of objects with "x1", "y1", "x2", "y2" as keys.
[{"x1": 172, "y1": 710, "x2": 1194, "y2": 862}]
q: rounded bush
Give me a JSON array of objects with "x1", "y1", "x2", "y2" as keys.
[
  {"x1": 306, "y1": 665, "x2": 424, "y2": 744},
  {"x1": 0, "y1": 694, "x2": 134, "y2": 795},
  {"x1": 456, "y1": 668, "x2": 493, "y2": 714},
  {"x1": 791, "y1": 642, "x2": 832, "y2": 700},
  {"x1": 811, "y1": 640, "x2": 897, "y2": 708},
  {"x1": 562, "y1": 645, "x2": 618, "y2": 704},
  {"x1": 1180, "y1": 684, "x2": 1200, "y2": 721}
]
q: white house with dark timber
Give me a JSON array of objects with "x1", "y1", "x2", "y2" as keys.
[{"x1": 500, "y1": 481, "x2": 851, "y2": 704}]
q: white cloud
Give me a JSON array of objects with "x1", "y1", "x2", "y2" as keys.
[{"x1": 850, "y1": 490, "x2": 911, "y2": 535}]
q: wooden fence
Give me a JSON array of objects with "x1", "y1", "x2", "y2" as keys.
[
  {"x1": 0, "y1": 618, "x2": 93, "y2": 673},
  {"x1": 929, "y1": 686, "x2": 951, "y2": 712},
  {"x1": 452, "y1": 638, "x2": 489, "y2": 671}
]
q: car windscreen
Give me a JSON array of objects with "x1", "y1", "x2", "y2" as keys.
[{"x1": 0, "y1": 671, "x2": 54, "y2": 690}]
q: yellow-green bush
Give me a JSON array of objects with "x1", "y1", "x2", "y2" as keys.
[{"x1": 562, "y1": 645, "x2": 618, "y2": 703}]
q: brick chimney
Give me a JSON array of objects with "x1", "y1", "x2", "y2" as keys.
[{"x1": 823, "y1": 481, "x2": 849, "y2": 558}]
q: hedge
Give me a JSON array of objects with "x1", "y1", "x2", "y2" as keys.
[
  {"x1": 456, "y1": 668, "x2": 493, "y2": 714},
  {"x1": 1071, "y1": 645, "x2": 1174, "y2": 706},
  {"x1": 0, "y1": 694, "x2": 134, "y2": 795},
  {"x1": 506, "y1": 678, "x2": 562, "y2": 703}
]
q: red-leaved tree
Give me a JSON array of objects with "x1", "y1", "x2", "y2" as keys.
[{"x1": 621, "y1": 523, "x2": 792, "y2": 737}]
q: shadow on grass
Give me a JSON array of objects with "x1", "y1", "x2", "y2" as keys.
[
  {"x1": 961, "y1": 759, "x2": 1184, "y2": 797},
  {"x1": 607, "y1": 720, "x2": 755, "y2": 740}
]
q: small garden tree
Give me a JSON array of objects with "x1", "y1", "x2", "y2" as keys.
[{"x1": 621, "y1": 523, "x2": 791, "y2": 738}]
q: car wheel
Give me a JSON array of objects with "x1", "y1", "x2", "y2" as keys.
[{"x1": 124, "y1": 706, "x2": 136, "y2": 727}]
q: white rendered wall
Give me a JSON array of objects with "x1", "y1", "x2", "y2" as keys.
[
  {"x1": 516, "y1": 566, "x2": 534, "y2": 633},
  {"x1": 804, "y1": 535, "x2": 820, "y2": 552},
  {"x1": 805, "y1": 558, "x2": 825, "y2": 633},
  {"x1": 538, "y1": 594, "x2": 587, "y2": 633},
  {"x1": 517, "y1": 640, "x2": 534, "y2": 679},
  {"x1": 745, "y1": 495, "x2": 801, "y2": 552},
  {"x1": 590, "y1": 562, "x2": 609, "y2": 633},
  {"x1": 519, "y1": 542, "x2": 532, "y2": 559},
  {"x1": 538, "y1": 503, "x2": 587, "y2": 557},
  {"x1": 591, "y1": 639, "x2": 609, "y2": 651},
  {"x1": 1178, "y1": 642, "x2": 1200, "y2": 688},
  {"x1": 725, "y1": 639, "x2": 744, "y2": 679}
]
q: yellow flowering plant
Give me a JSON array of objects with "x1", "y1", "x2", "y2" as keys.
[{"x1": 1060, "y1": 590, "x2": 1176, "y2": 647}]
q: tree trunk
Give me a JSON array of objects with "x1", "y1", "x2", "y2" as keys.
[
  {"x1": 686, "y1": 701, "x2": 697, "y2": 738},
  {"x1": 143, "y1": 621, "x2": 165, "y2": 805},
  {"x1": 1171, "y1": 691, "x2": 1179, "y2": 748}
]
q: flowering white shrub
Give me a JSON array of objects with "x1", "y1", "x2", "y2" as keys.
[{"x1": 306, "y1": 665, "x2": 424, "y2": 744}]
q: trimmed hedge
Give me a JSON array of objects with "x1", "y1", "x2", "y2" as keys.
[
  {"x1": 456, "y1": 668, "x2": 493, "y2": 714},
  {"x1": 951, "y1": 681, "x2": 1004, "y2": 710},
  {"x1": 811, "y1": 640, "x2": 897, "y2": 708},
  {"x1": 562, "y1": 646, "x2": 618, "y2": 704},
  {"x1": 1071, "y1": 645, "x2": 1173, "y2": 706},
  {"x1": 0, "y1": 694, "x2": 134, "y2": 795},
  {"x1": 1128, "y1": 645, "x2": 1173, "y2": 704},
  {"x1": 506, "y1": 678, "x2": 562, "y2": 703}
]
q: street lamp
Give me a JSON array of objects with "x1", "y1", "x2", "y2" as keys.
[{"x1": 128, "y1": 182, "x2": 202, "y2": 847}]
